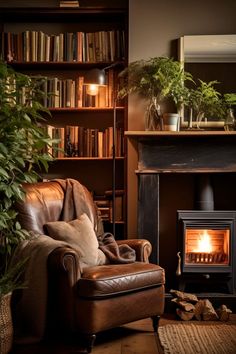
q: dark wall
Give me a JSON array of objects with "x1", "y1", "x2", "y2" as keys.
[
  {"x1": 129, "y1": 0, "x2": 236, "y2": 61},
  {"x1": 128, "y1": 0, "x2": 236, "y2": 290}
]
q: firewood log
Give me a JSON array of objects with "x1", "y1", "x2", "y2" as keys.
[
  {"x1": 176, "y1": 308, "x2": 195, "y2": 321},
  {"x1": 201, "y1": 299, "x2": 219, "y2": 321},
  {"x1": 171, "y1": 298, "x2": 195, "y2": 312},
  {"x1": 194, "y1": 299, "x2": 205, "y2": 320},
  {"x1": 216, "y1": 304, "x2": 232, "y2": 321},
  {"x1": 170, "y1": 289, "x2": 198, "y2": 303}
]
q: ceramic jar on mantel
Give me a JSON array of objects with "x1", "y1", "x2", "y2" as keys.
[{"x1": 162, "y1": 113, "x2": 180, "y2": 131}]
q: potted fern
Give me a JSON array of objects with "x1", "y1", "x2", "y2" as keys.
[
  {"x1": 118, "y1": 56, "x2": 192, "y2": 130},
  {"x1": 0, "y1": 61, "x2": 53, "y2": 354},
  {"x1": 186, "y1": 79, "x2": 223, "y2": 129},
  {"x1": 223, "y1": 93, "x2": 236, "y2": 131}
]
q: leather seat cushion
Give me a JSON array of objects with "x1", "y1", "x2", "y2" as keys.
[{"x1": 77, "y1": 262, "x2": 165, "y2": 298}]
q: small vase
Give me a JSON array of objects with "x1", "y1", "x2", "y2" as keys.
[
  {"x1": 145, "y1": 99, "x2": 162, "y2": 131},
  {"x1": 224, "y1": 108, "x2": 236, "y2": 131},
  {"x1": 145, "y1": 110, "x2": 161, "y2": 131},
  {"x1": 162, "y1": 113, "x2": 179, "y2": 131}
]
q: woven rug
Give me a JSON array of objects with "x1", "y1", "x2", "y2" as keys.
[{"x1": 158, "y1": 323, "x2": 236, "y2": 354}]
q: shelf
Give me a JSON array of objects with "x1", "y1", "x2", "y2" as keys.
[
  {"x1": 49, "y1": 107, "x2": 124, "y2": 112},
  {"x1": 103, "y1": 221, "x2": 125, "y2": 225},
  {"x1": 1, "y1": 3, "x2": 128, "y2": 239},
  {"x1": 7, "y1": 61, "x2": 125, "y2": 70},
  {"x1": 56, "y1": 157, "x2": 124, "y2": 160},
  {"x1": 0, "y1": 7, "x2": 127, "y2": 23},
  {"x1": 125, "y1": 130, "x2": 236, "y2": 137}
]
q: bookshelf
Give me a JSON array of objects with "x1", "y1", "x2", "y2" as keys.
[{"x1": 0, "y1": 5, "x2": 128, "y2": 239}]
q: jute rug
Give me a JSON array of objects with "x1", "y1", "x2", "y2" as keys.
[{"x1": 158, "y1": 323, "x2": 236, "y2": 354}]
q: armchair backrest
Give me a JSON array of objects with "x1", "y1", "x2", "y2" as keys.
[{"x1": 16, "y1": 181, "x2": 64, "y2": 234}]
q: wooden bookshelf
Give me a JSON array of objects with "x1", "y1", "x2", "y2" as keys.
[{"x1": 0, "y1": 3, "x2": 128, "y2": 238}]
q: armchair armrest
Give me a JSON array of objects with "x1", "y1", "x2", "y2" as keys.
[
  {"x1": 116, "y1": 239, "x2": 152, "y2": 262},
  {"x1": 47, "y1": 247, "x2": 81, "y2": 332},
  {"x1": 48, "y1": 246, "x2": 81, "y2": 286}
]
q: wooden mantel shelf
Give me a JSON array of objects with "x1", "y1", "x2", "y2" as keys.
[
  {"x1": 125, "y1": 130, "x2": 236, "y2": 137},
  {"x1": 127, "y1": 130, "x2": 236, "y2": 173}
]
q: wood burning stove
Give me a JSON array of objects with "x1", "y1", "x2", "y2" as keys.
[
  {"x1": 131, "y1": 132, "x2": 236, "y2": 309},
  {"x1": 177, "y1": 210, "x2": 236, "y2": 294}
]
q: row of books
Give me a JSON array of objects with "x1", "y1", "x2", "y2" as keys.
[
  {"x1": 94, "y1": 190, "x2": 124, "y2": 222},
  {"x1": 3, "y1": 69, "x2": 119, "y2": 108},
  {"x1": 40, "y1": 71, "x2": 116, "y2": 108},
  {"x1": 0, "y1": 30, "x2": 125, "y2": 63},
  {"x1": 47, "y1": 125, "x2": 124, "y2": 158}
]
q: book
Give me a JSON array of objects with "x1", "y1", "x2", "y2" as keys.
[
  {"x1": 105, "y1": 190, "x2": 124, "y2": 222},
  {"x1": 60, "y1": 1, "x2": 80, "y2": 7}
]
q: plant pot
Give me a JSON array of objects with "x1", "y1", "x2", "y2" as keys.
[
  {"x1": 0, "y1": 293, "x2": 13, "y2": 354},
  {"x1": 162, "y1": 113, "x2": 179, "y2": 131}
]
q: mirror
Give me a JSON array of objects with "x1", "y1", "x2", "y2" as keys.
[{"x1": 179, "y1": 34, "x2": 236, "y2": 129}]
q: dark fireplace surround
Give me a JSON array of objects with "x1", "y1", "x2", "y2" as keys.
[{"x1": 127, "y1": 131, "x2": 236, "y2": 309}]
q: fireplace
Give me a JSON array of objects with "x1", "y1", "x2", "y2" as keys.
[
  {"x1": 125, "y1": 130, "x2": 236, "y2": 310},
  {"x1": 177, "y1": 210, "x2": 236, "y2": 294}
]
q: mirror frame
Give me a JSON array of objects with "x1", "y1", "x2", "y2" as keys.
[{"x1": 179, "y1": 34, "x2": 236, "y2": 129}]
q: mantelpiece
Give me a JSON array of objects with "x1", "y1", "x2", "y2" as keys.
[
  {"x1": 125, "y1": 131, "x2": 236, "y2": 173},
  {"x1": 125, "y1": 130, "x2": 236, "y2": 307}
]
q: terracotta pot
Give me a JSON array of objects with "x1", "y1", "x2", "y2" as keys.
[{"x1": 0, "y1": 293, "x2": 13, "y2": 354}]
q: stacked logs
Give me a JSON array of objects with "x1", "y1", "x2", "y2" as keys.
[{"x1": 170, "y1": 289, "x2": 232, "y2": 321}]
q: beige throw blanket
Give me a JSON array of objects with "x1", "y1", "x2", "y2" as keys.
[
  {"x1": 98, "y1": 232, "x2": 135, "y2": 264},
  {"x1": 12, "y1": 178, "x2": 135, "y2": 343},
  {"x1": 12, "y1": 234, "x2": 72, "y2": 344}
]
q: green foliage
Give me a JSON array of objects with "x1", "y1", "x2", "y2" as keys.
[
  {"x1": 118, "y1": 56, "x2": 193, "y2": 111},
  {"x1": 223, "y1": 93, "x2": 236, "y2": 107},
  {"x1": 0, "y1": 61, "x2": 53, "y2": 294},
  {"x1": 0, "y1": 257, "x2": 28, "y2": 298},
  {"x1": 187, "y1": 79, "x2": 223, "y2": 122}
]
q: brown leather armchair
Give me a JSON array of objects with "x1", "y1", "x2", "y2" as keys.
[{"x1": 15, "y1": 180, "x2": 165, "y2": 352}]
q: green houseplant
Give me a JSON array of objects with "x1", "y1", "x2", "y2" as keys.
[
  {"x1": 186, "y1": 79, "x2": 223, "y2": 129},
  {"x1": 0, "y1": 61, "x2": 53, "y2": 353},
  {"x1": 118, "y1": 56, "x2": 193, "y2": 130},
  {"x1": 223, "y1": 93, "x2": 236, "y2": 131}
]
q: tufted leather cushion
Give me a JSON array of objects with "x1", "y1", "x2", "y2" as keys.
[{"x1": 78, "y1": 262, "x2": 165, "y2": 298}]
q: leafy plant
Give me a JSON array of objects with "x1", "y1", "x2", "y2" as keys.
[
  {"x1": 223, "y1": 93, "x2": 236, "y2": 108},
  {"x1": 0, "y1": 258, "x2": 28, "y2": 297},
  {"x1": 186, "y1": 79, "x2": 223, "y2": 128},
  {"x1": 118, "y1": 56, "x2": 193, "y2": 130},
  {"x1": 0, "y1": 61, "x2": 53, "y2": 296},
  {"x1": 222, "y1": 93, "x2": 236, "y2": 131}
]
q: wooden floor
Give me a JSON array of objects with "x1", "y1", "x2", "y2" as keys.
[{"x1": 10, "y1": 314, "x2": 236, "y2": 354}]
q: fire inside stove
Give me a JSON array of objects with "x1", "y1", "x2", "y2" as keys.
[{"x1": 184, "y1": 229, "x2": 230, "y2": 265}]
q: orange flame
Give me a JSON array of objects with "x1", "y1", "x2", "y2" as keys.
[{"x1": 193, "y1": 230, "x2": 212, "y2": 253}]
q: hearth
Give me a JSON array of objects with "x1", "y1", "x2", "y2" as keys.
[
  {"x1": 177, "y1": 210, "x2": 236, "y2": 294},
  {"x1": 126, "y1": 131, "x2": 236, "y2": 310}
]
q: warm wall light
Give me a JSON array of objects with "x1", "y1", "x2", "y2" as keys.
[
  {"x1": 86, "y1": 84, "x2": 99, "y2": 96},
  {"x1": 84, "y1": 68, "x2": 106, "y2": 96}
]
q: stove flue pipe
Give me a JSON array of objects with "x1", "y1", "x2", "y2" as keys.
[{"x1": 195, "y1": 174, "x2": 214, "y2": 211}]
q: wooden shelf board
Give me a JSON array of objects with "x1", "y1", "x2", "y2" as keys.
[
  {"x1": 7, "y1": 61, "x2": 125, "y2": 70},
  {"x1": 49, "y1": 107, "x2": 124, "y2": 112},
  {"x1": 0, "y1": 7, "x2": 127, "y2": 22},
  {"x1": 125, "y1": 130, "x2": 236, "y2": 137},
  {"x1": 56, "y1": 157, "x2": 124, "y2": 161},
  {"x1": 103, "y1": 221, "x2": 125, "y2": 224}
]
